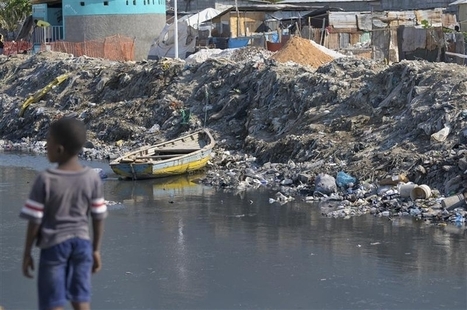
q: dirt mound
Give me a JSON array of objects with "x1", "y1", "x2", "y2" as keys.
[{"x1": 270, "y1": 36, "x2": 334, "y2": 68}]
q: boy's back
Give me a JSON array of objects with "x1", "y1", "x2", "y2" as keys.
[{"x1": 21, "y1": 167, "x2": 107, "y2": 249}]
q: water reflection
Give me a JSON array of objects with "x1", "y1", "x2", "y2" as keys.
[{"x1": 108, "y1": 173, "x2": 215, "y2": 204}]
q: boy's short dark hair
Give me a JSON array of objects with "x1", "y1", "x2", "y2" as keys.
[{"x1": 49, "y1": 117, "x2": 87, "y2": 155}]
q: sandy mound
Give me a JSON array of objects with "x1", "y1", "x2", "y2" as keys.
[{"x1": 270, "y1": 36, "x2": 334, "y2": 68}]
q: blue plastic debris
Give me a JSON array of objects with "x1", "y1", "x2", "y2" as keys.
[
  {"x1": 455, "y1": 213, "x2": 465, "y2": 223},
  {"x1": 336, "y1": 171, "x2": 357, "y2": 189}
]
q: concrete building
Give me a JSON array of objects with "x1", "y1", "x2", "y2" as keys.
[
  {"x1": 31, "y1": 0, "x2": 167, "y2": 60},
  {"x1": 450, "y1": 0, "x2": 467, "y2": 30}
]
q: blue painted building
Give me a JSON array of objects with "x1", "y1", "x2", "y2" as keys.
[{"x1": 31, "y1": 0, "x2": 166, "y2": 60}]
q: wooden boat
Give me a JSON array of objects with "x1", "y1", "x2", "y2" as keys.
[{"x1": 110, "y1": 129, "x2": 215, "y2": 179}]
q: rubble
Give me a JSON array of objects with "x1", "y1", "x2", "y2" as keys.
[
  {"x1": 1, "y1": 43, "x2": 467, "y2": 227},
  {"x1": 186, "y1": 46, "x2": 274, "y2": 65}
]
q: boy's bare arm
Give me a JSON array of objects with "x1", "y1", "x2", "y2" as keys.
[
  {"x1": 92, "y1": 219, "x2": 105, "y2": 273},
  {"x1": 92, "y1": 219, "x2": 104, "y2": 252},
  {"x1": 22, "y1": 221, "x2": 40, "y2": 278}
]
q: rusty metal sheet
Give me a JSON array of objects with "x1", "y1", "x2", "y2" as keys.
[
  {"x1": 386, "y1": 11, "x2": 417, "y2": 27},
  {"x1": 442, "y1": 13, "x2": 458, "y2": 28},
  {"x1": 350, "y1": 33, "x2": 361, "y2": 45},
  {"x1": 426, "y1": 28, "x2": 444, "y2": 51},
  {"x1": 414, "y1": 9, "x2": 443, "y2": 28},
  {"x1": 326, "y1": 33, "x2": 340, "y2": 50},
  {"x1": 311, "y1": 28, "x2": 321, "y2": 43},
  {"x1": 374, "y1": 9, "x2": 445, "y2": 28},
  {"x1": 328, "y1": 27, "x2": 359, "y2": 33}
]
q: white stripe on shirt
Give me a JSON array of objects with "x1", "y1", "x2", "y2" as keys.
[
  {"x1": 21, "y1": 206, "x2": 44, "y2": 219},
  {"x1": 92, "y1": 205, "x2": 107, "y2": 214},
  {"x1": 91, "y1": 198, "x2": 107, "y2": 214}
]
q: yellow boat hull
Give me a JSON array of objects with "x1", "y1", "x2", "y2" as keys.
[{"x1": 110, "y1": 129, "x2": 215, "y2": 180}]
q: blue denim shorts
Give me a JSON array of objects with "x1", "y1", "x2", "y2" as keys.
[{"x1": 38, "y1": 237, "x2": 92, "y2": 310}]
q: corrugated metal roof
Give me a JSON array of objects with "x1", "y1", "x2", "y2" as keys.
[
  {"x1": 207, "y1": 4, "x2": 321, "y2": 23},
  {"x1": 328, "y1": 12, "x2": 373, "y2": 31},
  {"x1": 449, "y1": 0, "x2": 467, "y2": 5},
  {"x1": 371, "y1": 9, "x2": 446, "y2": 28},
  {"x1": 329, "y1": 12, "x2": 358, "y2": 29},
  {"x1": 385, "y1": 9, "x2": 443, "y2": 27},
  {"x1": 282, "y1": 0, "x2": 374, "y2": 2}
]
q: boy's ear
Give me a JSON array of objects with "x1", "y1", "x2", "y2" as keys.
[{"x1": 57, "y1": 145, "x2": 65, "y2": 154}]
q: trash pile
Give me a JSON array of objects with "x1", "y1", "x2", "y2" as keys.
[
  {"x1": 0, "y1": 46, "x2": 466, "y2": 226},
  {"x1": 186, "y1": 46, "x2": 274, "y2": 65},
  {"x1": 207, "y1": 151, "x2": 466, "y2": 226}
]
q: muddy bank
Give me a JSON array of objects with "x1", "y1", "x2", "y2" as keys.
[{"x1": 0, "y1": 49, "x2": 466, "y2": 225}]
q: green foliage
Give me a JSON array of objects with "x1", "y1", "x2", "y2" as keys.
[
  {"x1": 0, "y1": 0, "x2": 32, "y2": 32},
  {"x1": 442, "y1": 27, "x2": 467, "y2": 42},
  {"x1": 421, "y1": 19, "x2": 430, "y2": 29}
]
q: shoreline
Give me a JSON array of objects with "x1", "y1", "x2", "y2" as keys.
[{"x1": 1, "y1": 140, "x2": 465, "y2": 227}]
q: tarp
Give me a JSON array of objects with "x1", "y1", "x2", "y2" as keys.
[
  {"x1": 147, "y1": 22, "x2": 196, "y2": 59},
  {"x1": 402, "y1": 27, "x2": 427, "y2": 52},
  {"x1": 148, "y1": 8, "x2": 220, "y2": 60},
  {"x1": 184, "y1": 8, "x2": 220, "y2": 28}
]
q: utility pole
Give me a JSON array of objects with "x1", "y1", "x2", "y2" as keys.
[{"x1": 174, "y1": 0, "x2": 178, "y2": 58}]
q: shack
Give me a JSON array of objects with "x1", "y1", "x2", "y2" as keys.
[
  {"x1": 295, "y1": 8, "x2": 458, "y2": 62},
  {"x1": 207, "y1": 4, "x2": 318, "y2": 49},
  {"x1": 449, "y1": 0, "x2": 467, "y2": 30}
]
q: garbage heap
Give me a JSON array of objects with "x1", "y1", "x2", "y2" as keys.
[{"x1": 0, "y1": 47, "x2": 466, "y2": 225}]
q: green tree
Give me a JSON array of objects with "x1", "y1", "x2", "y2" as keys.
[{"x1": 0, "y1": 0, "x2": 31, "y2": 33}]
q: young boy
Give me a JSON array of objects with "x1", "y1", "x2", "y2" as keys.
[{"x1": 20, "y1": 117, "x2": 107, "y2": 310}]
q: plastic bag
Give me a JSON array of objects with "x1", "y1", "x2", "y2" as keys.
[{"x1": 336, "y1": 171, "x2": 356, "y2": 189}]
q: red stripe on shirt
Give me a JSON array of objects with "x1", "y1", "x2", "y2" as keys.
[
  {"x1": 92, "y1": 202, "x2": 105, "y2": 208},
  {"x1": 25, "y1": 204, "x2": 43, "y2": 212}
]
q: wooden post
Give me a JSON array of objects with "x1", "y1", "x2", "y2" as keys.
[
  {"x1": 320, "y1": 18, "x2": 325, "y2": 45},
  {"x1": 235, "y1": 0, "x2": 240, "y2": 37}
]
